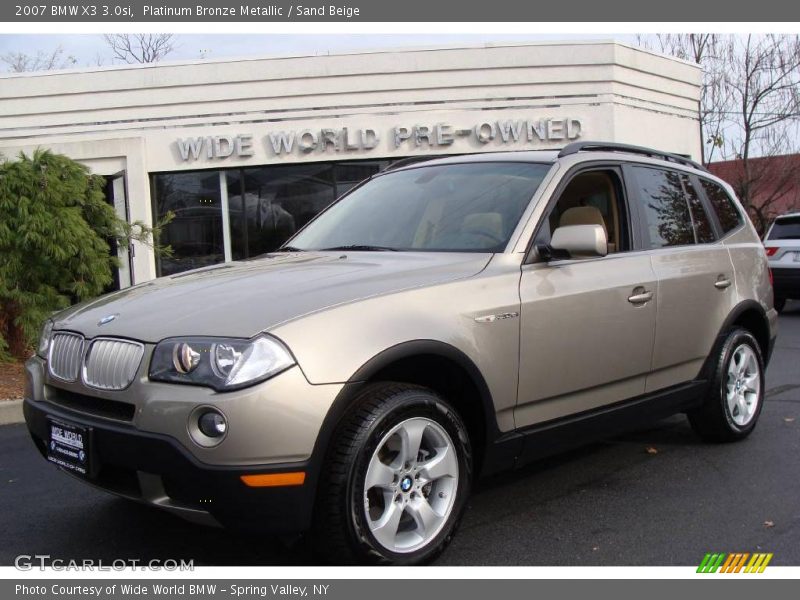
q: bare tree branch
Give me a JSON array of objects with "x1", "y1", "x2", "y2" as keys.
[
  {"x1": 723, "y1": 34, "x2": 800, "y2": 211},
  {"x1": 0, "y1": 45, "x2": 76, "y2": 72},
  {"x1": 636, "y1": 34, "x2": 731, "y2": 164},
  {"x1": 102, "y1": 34, "x2": 177, "y2": 64},
  {"x1": 639, "y1": 34, "x2": 800, "y2": 224}
]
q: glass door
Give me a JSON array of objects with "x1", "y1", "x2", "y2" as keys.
[{"x1": 107, "y1": 171, "x2": 134, "y2": 289}]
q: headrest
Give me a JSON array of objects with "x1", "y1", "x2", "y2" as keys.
[{"x1": 559, "y1": 206, "x2": 607, "y2": 237}]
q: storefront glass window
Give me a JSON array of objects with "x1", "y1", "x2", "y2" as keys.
[
  {"x1": 228, "y1": 163, "x2": 336, "y2": 260},
  {"x1": 152, "y1": 171, "x2": 224, "y2": 276},
  {"x1": 152, "y1": 160, "x2": 399, "y2": 275}
]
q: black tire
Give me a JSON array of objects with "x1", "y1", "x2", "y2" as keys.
[
  {"x1": 688, "y1": 328, "x2": 765, "y2": 442},
  {"x1": 311, "y1": 382, "x2": 472, "y2": 565},
  {"x1": 774, "y1": 297, "x2": 786, "y2": 313}
]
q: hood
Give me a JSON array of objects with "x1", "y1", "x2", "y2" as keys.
[{"x1": 52, "y1": 252, "x2": 492, "y2": 342}]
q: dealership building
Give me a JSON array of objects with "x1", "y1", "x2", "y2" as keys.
[{"x1": 0, "y1": 41, "x2": 702, "y2": 287}]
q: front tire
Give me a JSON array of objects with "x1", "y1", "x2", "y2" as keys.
[
  {"x1": 312, "y1": 383, "x2": 472, "y2": 565},
  {"x1": 688, "y1": 328, "x2": 765, "y2": 442}
]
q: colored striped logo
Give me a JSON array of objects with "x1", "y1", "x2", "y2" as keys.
[{"x1": 697, "y1": 552, "x2": 773, "y2": 573}]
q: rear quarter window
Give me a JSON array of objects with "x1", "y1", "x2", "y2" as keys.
[{"x1": 699, "y1": 179, "x2": 743, "y2": 235}]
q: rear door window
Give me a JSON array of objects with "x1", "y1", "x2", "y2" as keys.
[
  {"x1": 629, "y1": 166, "x2": 695, "y2": 248},
  {"x1": 682, "y1": 174, "x2": 716, "y2": 244}
]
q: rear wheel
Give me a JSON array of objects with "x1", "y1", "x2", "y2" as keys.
[
  {"x1": 688, "y1": 328, "x2": 765, "y2": 442},
  {"x1": 312, "y1": 383, "x2": 472, "y2": 565}
]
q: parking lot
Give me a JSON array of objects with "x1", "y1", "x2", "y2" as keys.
[{"x1": 1, "y1": 307, "x2": 798, "y2": 566}]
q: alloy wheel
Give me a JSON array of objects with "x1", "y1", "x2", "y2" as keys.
[
  {"x1": 362, "y1": 417, "x2": 459, "y2": 554},
  {"x1": 725, "y1": 343, "x2": 762, "y2": 427}
]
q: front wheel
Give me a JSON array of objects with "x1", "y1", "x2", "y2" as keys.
[
  {"x1": 688, "y1": 328, "x2": 765, "y2": 442},
  {"x1": 312, "y1": 383, "x2": 472, "y2": 565}
]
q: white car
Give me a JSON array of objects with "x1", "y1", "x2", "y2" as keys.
[{"x1": 764, "y1": 212, "x2": 800, "y2": 313}]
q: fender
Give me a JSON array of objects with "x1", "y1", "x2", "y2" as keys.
[
  {"x1": 698, "y1": 299, "x2": 773, "y2": 380},
  {"x1": 348, "y1": 339, "x2": 499, "y2": 434},
  {"x1": 307, "y1": 340, "x2": 507, "y2": 482}
]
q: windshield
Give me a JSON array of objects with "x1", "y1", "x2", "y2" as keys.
[
  {"x1": 767, "y1": 216, "x2": 800, "y2": 240},
  {"x1": 286, "y1": 161, "x2": 551, "y2": 252}
]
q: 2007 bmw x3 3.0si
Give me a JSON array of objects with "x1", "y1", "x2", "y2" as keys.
[{"x1": 25, "y1": 142, "x2": 778, "y2": 565}]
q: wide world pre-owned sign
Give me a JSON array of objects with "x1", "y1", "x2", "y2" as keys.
[{"x1": 175, "y1": 117, "x2": 585, "y2": 161}]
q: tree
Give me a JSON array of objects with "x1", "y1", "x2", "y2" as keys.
[
  {"x1": 723, "y1": 34, "x2": 800, "y2": 212},
  {"x1": 1, "y1": 45, "x2": 76, "y2": 72},
  {"x1": 636, "y1": 34, "x2": 730, "y2": 165},
  {"x1": 0, "y1": 150, "x2": 169, "y2": 360},
  {"x1": 102, "y1": 34, "x2": 176, "y2": 64},
  {"x1": 714, "y1": 142, "x2": 800, "y2": 234},
  {"x1": 746, "y1": 155, "x2": 800, "y2": 234},
  {"x1": 638, "y1": 34, "x2": 800, "y2": 232}
]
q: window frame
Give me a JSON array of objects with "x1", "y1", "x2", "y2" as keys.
[
  {"x1": 680, "y1": 172, "x2": 718, "y2": 244},
  {"x1": 623, "y1": 163, "x2": 721, "y2": 251},
  {"x1": 525, "y1": 161, "x2": 641, "y2": 263},
  {"x1": 149, "y1": 168, "x2": 227, "y2": 278},
  {"x1": 149, "y1": 158, "x2": 394, "y2": 275}
]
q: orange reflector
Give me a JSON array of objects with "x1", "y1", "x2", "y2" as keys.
[{"x1": 240, "y1": 472, "x2": 306, "y2": 487}]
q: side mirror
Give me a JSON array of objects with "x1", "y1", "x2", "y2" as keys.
[{"x1": 548, "y1": 224, "x2": 608, "y2": 259}]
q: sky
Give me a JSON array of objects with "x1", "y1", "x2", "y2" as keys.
[{"x1": 0, "y1": 33, "x2": 638, "y2": 69}]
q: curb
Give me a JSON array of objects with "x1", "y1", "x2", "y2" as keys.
[{"x1": 0, "y1": 399, "x2": 24, "y2": 425}]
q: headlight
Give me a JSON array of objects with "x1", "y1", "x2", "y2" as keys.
[
  {"x1": 37, "y1": 320, "x2": 54, "y2": 358},
  {"x1": 149, "y1": 335, "x2": 295, "y2": 391}
]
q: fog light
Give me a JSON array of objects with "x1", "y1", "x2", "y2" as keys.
[{"x1": 198, "y1": 410, "x2": 227, "y2": 438}]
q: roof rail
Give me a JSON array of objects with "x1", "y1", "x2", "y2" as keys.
[{"x1": 558, "y1": 141, "x2": 708, "y2": 173}]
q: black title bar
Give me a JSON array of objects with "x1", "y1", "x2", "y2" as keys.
[{"x1": 3, "y1": 0, "x2": 800, "y2": 22}]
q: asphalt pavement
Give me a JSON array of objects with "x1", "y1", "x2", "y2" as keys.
[{"x1": 1, "y1": 306, "x2": 798, "y2": 566}]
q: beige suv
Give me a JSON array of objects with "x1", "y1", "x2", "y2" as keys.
[{"x1": 25, "y1": 142, "x2": 777, "y2": 565}]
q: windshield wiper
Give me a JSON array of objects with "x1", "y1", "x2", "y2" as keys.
[
  {"x1": 273, "y1": 246, "x2": 306, "y2": 252},
  {"x1": 319, "y1": 245, "x2": 399, "y2": 252}
]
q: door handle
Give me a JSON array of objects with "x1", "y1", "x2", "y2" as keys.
[
  {"x1": 628, "y1": 288, "x2": 653, "y2": 305},
  {"x1": 715, "y1": 277, "x2": 732, "y2": 290}
]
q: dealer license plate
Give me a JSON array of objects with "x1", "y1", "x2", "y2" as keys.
[{"x1": 47, "y1": 419, "x2": 92, "y2": 477}]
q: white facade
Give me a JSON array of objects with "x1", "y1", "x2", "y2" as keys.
[{"x1": 0, "y1": 41, "x2": 702, "y2": 285}]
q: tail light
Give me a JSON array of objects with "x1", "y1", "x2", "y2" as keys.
[{"x1": 764, "y1": 246, "x2": 778, "y2": 257}]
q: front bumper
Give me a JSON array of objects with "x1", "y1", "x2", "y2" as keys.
[
  {"x1": 23, "y1": 354, "x2": 345, "y2": 533},
  {"x1": 25, "y1": 398, "x2": 317, "y2": 532}
]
